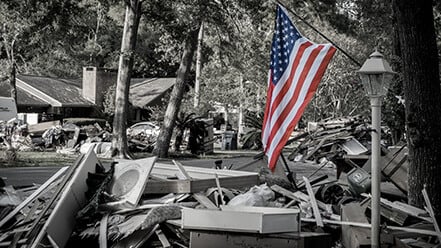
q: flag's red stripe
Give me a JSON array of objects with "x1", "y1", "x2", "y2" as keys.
[
  {"x1": 262, "y1": 41, "x2": 313, "y2": 149},
  {"x1": 263, "y1": 42, "x2": 311, "y2": 152},
  {"x1": 267, "y1": 47, "x2": 336, "y2": 169},
  {"x1": 265, "y1": 45, "x2": 324, "y2": 152},
  {"x1": 262, "y1": 78, "x2": 274, "y2": 152},
  {"x1": 267, "y1": 41, "x2": 313, "y2": 120},
  {"x1": 263, "y1": 42, "x2": 311, "y2": 149}
]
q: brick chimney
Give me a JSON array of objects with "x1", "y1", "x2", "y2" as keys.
[{"x1": 82, "y1": 67, "x2": 116, "y2": 107}]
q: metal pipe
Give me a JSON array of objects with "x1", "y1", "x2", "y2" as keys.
[{"x1": 370, "y1": 96, "x2": 382, "y2": 248}]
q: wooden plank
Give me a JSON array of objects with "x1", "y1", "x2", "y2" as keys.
[
  {"x1": 155, "y1": 228, "x2": 171, "y2": 248},
  {"x1": 303, "y1": 138, "x2": 328, "y2": 161},
  {"x1": 182, "y1": 206, "x2": 300, "y2": 234},
  {"x1": 193, "y1": 193, "x2": 218, "y2": 209},
  {"x1": 99, "y1": 214, "x2": 109, "y2": 248},
  {"x1": 302, "y1": 218, "x2": 440, "y2": 237},
  {"x1": 392, "y1": 201, "x2": 431, "y2": 222},
  {"x1": 362, "y1": 199, "x2": 409, "y2": 226},
  {"x1": 302, "y1": 176, "x2": 323, "y2": 227},
  {"x1": 47, "y1": 234, "x2": 60, "y2": 248},
  {"x1": 215, "y1": 174, "x2": 225, "y2": 206},
  {"x1": 270, "y1": 184, "x2": 302, "y2": 202},
  {"x1": 361, "y1": 193, "x2": 430, "y2": 224},
  {"x1": 422, "y1": 186, "x2": 441, "y2": 240},
  {"x1": 400, "y1": 238, "x2": 434, "y2": 248},
  {"x1": 381, "y1": 146, "x2": 408, "y2": 193},
  {"x1": 0, "y1": 166, "x2": 68, "y2": 229},
  {"x1": 283, "y1": 199, "x2": 296, "y2": 208},
  {"x1": 172, "y1": 160, "x2": 192, "y2": 180},
  {"x1": 270, "y1": 184, "x2": 328, "y2": 211},
  {"x1": 10, "y1": 199, "x2": 41, "y2": 248}
]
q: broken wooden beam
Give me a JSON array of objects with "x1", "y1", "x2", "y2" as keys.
[
  {"x1": 302, "y1": 176, "x2": 323, "y2": 228},
  {"x1": 193, "y1": 193, "x2": 218, "y2": 210},
  {"x1": 422, "y1": 186, "x2": 441, "y2": 241}
]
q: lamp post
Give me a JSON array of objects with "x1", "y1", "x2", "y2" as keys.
[{"x1": 357, "y1": 50, "x2": 395, "y2": 248}]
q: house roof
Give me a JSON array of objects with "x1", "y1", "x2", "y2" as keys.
[
  {"x1": 17, "y1": 75, "x2": 93, "y2": 107},
  {"x1": 5, "y1": 74, "x2": 175, "y2": 109},
  {"x1": 0, "y1": 82, "x2": 50, "y2": 107},
  {"x1": 129, "y1": 78, "x2": 175, "y2": 109}
]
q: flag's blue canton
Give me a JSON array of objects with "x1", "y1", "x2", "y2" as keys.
[{"x1": 270, "y1": 7, "x2": 301, "y2": 85}]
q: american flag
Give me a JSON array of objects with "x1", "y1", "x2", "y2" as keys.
[{"x1": 262, "y1": 5, "x2": 336, "y2": 171}]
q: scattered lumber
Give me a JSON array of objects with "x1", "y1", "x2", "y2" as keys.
[{"x1": 1, "y1": 116, "x2": 437, "y2": 248}]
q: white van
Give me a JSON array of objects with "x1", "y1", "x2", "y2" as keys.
[{"x1": 0, "y1": 97, "x2": 18, "y2": 122}]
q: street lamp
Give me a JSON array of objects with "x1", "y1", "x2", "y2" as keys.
[{"x1": 357, "y1": 50, "x2": 395, "y2": 248}]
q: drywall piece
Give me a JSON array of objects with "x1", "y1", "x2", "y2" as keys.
[
  {"x1": 0, "y1": 166, "x2": 68, "y2": 229},
  {"x1": 339, "y1": 137, "x2": 368, "y2": 155},
  {"x1": 30, "y1": 149, "x2": 99, "y2": 248},
  {"x1": 109, "y1": 156, "x2": 156, "y2": 208},
  {"x1": 182, "y1": 206, "x2": 300, "y2": 234},
  {"x1": 189, "y1": 230, "x2": 332, "y2": 248}
]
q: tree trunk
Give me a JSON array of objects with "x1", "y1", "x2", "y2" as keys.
[
  {"x1": 111, "y1": 0, "x2": 141, "y2": 159},
  {"x1": 8, "y1": 63, "x2": 17, "y2": 102},
  {"x1": 154, "y1": 26, "x2": 200, "y2": 158},
  {"x1": 193, "y1": 22, "x2": 204, "y2": 108},
  {"x1": 393, "y1": 0, "x2": 441, "y2": 223}
]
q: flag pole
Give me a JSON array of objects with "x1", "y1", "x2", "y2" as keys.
[{"x1": 275, "y1": 0, "x2": 362, "y2": 67}]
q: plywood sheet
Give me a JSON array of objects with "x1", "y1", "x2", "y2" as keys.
[{"x1": 31, "y1": 149, "x2": 99, "y2": 248}]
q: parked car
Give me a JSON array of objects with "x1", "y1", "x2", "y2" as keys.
[{"x1": 127, "y1": 121, "x2": 160, "y2": 137}]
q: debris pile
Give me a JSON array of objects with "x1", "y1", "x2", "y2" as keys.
[
  {"x1": 0, "y1": 115, "x2": 439, "y2": 248},
  {"x1": 0, "y1": 118, "x2": 157, "y2": 157}
]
